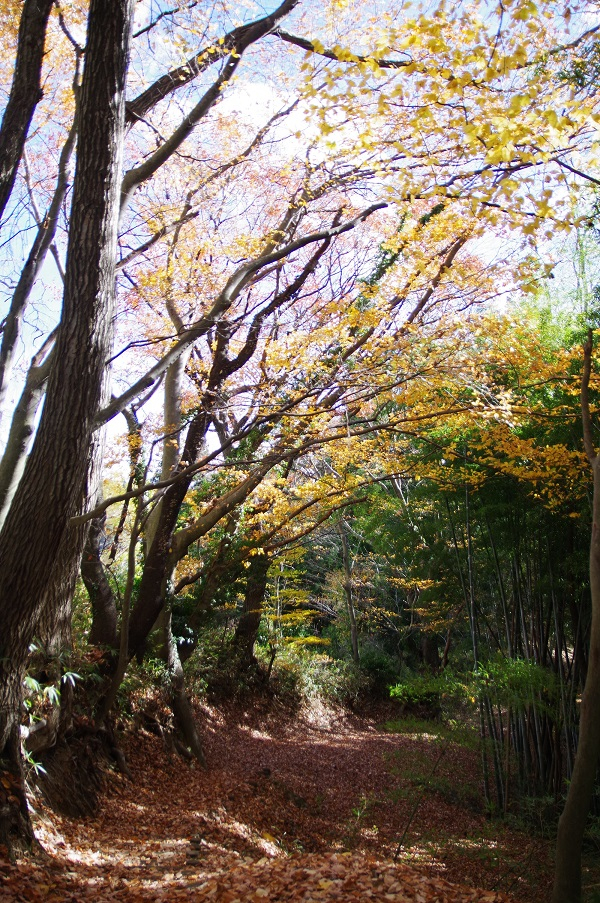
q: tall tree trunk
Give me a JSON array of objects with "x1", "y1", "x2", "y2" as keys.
[
  {"x1": 553, "y1": 331, "x2": 600, "y2": 903},
  {"x1": 0, "y1": 670, "x2": 32, "y2": 857},
  {"x1": 0, "y1": 0, "x2": 133, "y2": 853},
  {"x1": 147, "y1": 351, "x2": 206, "y2": 763},
  {"x1": 0, "y1": 0, "x2": 54, "y2": 223},
  {"x1": 142, "y1": 338, "x2": 190, "y2": 654},
  {"x1": 0, "y1": 345, "x2": 52, "y2": 528}
]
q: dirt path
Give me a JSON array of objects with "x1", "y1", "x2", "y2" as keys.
[{"x1": 1, "y1": 700, "x2": 556, "y2": 901}]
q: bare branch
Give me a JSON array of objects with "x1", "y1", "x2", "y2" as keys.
[
  {"x1": 117, "y1": 99, "x2": 299, "y2": 268},
  {"x1": 0, "y1": 0, "x2": 54, "y2": 223},
  {"x1": 557, "y1": 159, "x2": 600, "y2": 189},
  {"x1": 133, "y1": 1, "x2": 199, "y2": 39},
  {"x1": 582, "y1": 328, "x2": 596, "y2": 463},
  {"x1": 0, "y1": 115, "x2": 78, "y2": 404},
  {"x1": 125, "y1": 0, "x2": 301, "y2": 124},
  {"x1": 276, "y1": 21, "x2": 600, "y2": 78},
  {"x1": 98, "y1": 202, "x2": 386, "y2": 424},
  {"x1": 274, "y1": 29, "x2": 411, "y2": 69},
  {"x1": 121, "y1": 55, "x2": 242, "y2": 208}
]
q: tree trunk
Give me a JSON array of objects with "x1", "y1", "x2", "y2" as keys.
[
  {"x1": 552, "y1": 332, "x2": 600, "y2": 903},
  {"x1": 138, "y1": 337, "x2": 205, "y2": 759},
  {"x1": 142, "y1": 342, "x2": 189, "y2": 651},
  {"x1": 233, "y1": 553, "x2": 270, "y2": 666},
  {"x1": 0, "y1": 670, "x2": 34, "y2": 858},
  {"x1": 126, "y1": 408, "x2": 212, "y2": 661},
  {"x1": 0, "y1": 0, "x2": 133, "y2": 853},
  {"x1": 82, "y1": 516, "x2": 118, "y2": 649},
  {"x1": 164, "y1": 607, "x2": 206, "y2": 766},
  {"x1": 421, "y1": 632, "x2": 440, "y2": 671},
  {"x1": 338, "y1": 522, "x2": 359, "y2": 665},
  {"x1": 0, "y1": 347, "x2": 52, "y2": 528},
  {"x1": 0, "y1": 0, "x2": 54, "y2": 223}
]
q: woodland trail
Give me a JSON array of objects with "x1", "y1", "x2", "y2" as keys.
[{"x1": 1, "y1": 699, "x2": 562, "y2": 901}]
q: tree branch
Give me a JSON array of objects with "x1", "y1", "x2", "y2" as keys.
[
  {"x1": 125, "y1": 0, "x2": 301, "y2": 124},
  {"x1": 0, "y1": 0, "x2": 54, "y2": 224},
  {"x1": 274, "y1": 29, "x2": 411, "y2": 69},
  {"x1": 582, "y1": 328, "x2": 596, "y2": 463},
  {"x1": 117, "y1": 99, "x2": 299, "y2": 268},
  {"x1": 97, "y1": 202, "x2": 386, "y2": 424}
]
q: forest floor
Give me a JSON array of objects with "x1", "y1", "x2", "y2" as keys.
[{"x1": 2, "y1": 696, "x2": 599, "y2": 902}]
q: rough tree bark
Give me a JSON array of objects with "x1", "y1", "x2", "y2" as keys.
[
  {"x1": 0, "y1": 0, "x2": 134, "y2": 854},
  {"x1": 552, "y1": 330, "x2": 600, "y2": 903},
  {"x1": 164, "y1": 607, "x2": 207, "y2": 767}
]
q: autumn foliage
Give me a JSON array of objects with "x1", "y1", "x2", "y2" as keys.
[{"x1": 0, "y1": 0, "x2": 600, "y2": 900}]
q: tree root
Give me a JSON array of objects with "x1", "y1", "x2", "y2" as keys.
[
  {"x1": 36, "y1": 732, "x2": 105, "y2": 818},
  {"x1": 138, "y1": 704, "x2": 206, "y2": 767},
  {"x1": 34, "y1": 720, "x2": 132, "y2": 817}
]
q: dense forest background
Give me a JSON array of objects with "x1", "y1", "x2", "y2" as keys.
[{"x1": 1, "y1": 0, "x2": 600, "y2": 901}]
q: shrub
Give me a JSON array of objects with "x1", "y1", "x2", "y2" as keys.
[
  {"x1": 390, "y1": 669, "x2": 466, "y2": 718},
  {"x1": 391, "y1": 658, "x2": 559, "y2": 722},
  {"x1": 473, "y1": 656, "x2": 559, "y2": 715},
  {"x1": 262, "y1": 646, "x2": 368, "y2": 704},
  {"x1": 358, "y1": 647, "x2": 402, "y2": 695}
]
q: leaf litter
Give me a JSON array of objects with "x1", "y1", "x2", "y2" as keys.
[{"x1": 1, "y1": 699, "x2": 555, "y2": 901}]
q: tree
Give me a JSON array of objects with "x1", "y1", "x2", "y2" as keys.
[
  {"x1": 0, "y1": 0, "x2": 135, "y2": 854},
  {"x1": 0, "y1": 0, "x2": 599, "y2": 855},
  {"x1": 552, "y1": 330, "x2": 600, "y2": 903}
]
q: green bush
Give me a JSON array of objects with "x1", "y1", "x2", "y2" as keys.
[
  {"x1": 263, "y1": 646, "x2": 368, "y2": 704},
  {"x1": 358, "y1": 647, "x2": 401, "y2": 695},
  {"x1": 474, "y1": 656, "x2": 559, "y2": 714},
  {"x1": 390, "y1": 669, "x2": 464, "y2": 717},
  {"x1": 390, "y1": 658, "x2": 559, "y2": 721},
  {"x1": 182, "y1": 627, "x2": 248, "y2": 699}
]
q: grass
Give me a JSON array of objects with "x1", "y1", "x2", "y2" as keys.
[{"x1": 379, "y1": 714, "x2": 480, "y2": 747}]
